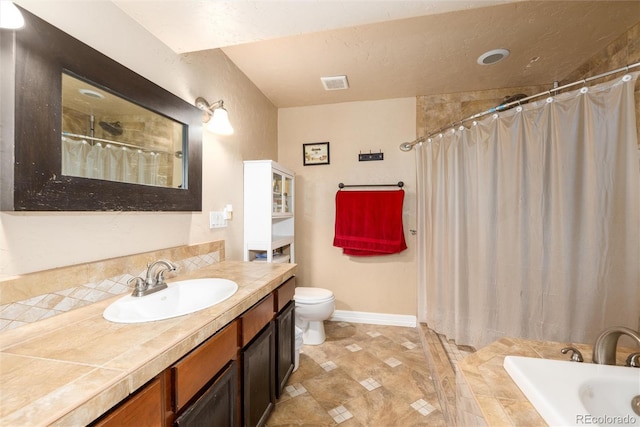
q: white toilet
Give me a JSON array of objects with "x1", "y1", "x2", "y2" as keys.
[{"x1": 294, "y1": 287, "x2": 335, "y2": 345}]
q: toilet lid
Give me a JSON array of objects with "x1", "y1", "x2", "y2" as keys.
[{"x1": 295, "y1": 287, "x2": 334, "y2": 303}]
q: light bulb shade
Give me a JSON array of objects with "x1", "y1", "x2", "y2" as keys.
[
  {"x1": 207, "y1": 107, "x2": 234, "y2": 135},
  {"x1": 0, "y1": 2, "x2": 25, "y2": 29}
]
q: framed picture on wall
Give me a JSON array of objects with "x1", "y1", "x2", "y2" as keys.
[{"x1": 303, "y1": 142, "x2": 330, "y2": 166}]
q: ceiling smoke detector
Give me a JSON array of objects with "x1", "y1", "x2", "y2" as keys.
[
  {"x1": 477, "y1": 48, "x2": 510, "y2": 65},
  {"x1": 321, "y1": 75, "x2": 349, "y2": 91}
]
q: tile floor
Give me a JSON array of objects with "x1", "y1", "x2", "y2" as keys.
[{"x1": 266, "y1": 321, "x2": 448, "y2": 426}]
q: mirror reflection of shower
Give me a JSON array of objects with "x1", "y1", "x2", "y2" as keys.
[
  {"x1": 61, "y1": 72, "x2": 186, "y2": 189},
  {"x1": 99, "y1": 120, "x2": 123, "y2": 136}
]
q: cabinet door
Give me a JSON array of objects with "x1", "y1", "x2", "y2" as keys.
[
  {"x1": 243, "y1": 322, "x2": 275, "y2": 427},
  {"x1": 272, "y1": 172, "x2": 283, "y2": 215},
  {"x1": 174, "y1": 361, "x2": 239, "y2": 427},
  {"x1": 282, "y1": 174, "x2": 293, "y2": 215},
  {"x1": 276, "y1": 301, "x2": 295, "y2": 398},
  {"x1": 272, "y1": 171, "x2": 293, "y2": 216}
]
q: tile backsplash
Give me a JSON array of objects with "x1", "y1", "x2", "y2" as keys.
[{"x1": 0, "y1": 241, "x2": 224, "y2": 332}]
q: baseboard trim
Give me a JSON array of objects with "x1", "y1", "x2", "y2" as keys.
[{"x1": 329, "y1": 310, "x2": 417, "y2": 328}]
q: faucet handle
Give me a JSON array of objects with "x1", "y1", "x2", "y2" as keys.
[
  {"x1": 128, "y1": 276, "x2": 146, "y2": 297},
  {"x1": 561, "y1": 346, "x2": 584, "y2": 362},
  {"x1": 626, "y1": 352, "x2": 640, "y2": 367},
  {"x1": 128, "y1": 276, "x2": 144, "y2": 288}
]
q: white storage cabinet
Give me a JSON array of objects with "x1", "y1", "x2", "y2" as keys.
[{"x1": 243, "y1": 160, "x2": 294, "y2": 263}]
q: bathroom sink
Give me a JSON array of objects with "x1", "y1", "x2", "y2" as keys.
[
  {"x1": 504, "y1": 356, "x2": 640, "y2": 426},
  {"x1": 103, "y1": 278, "x2": 238, "y2": 323}
]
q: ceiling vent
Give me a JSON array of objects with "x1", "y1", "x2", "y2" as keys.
[{"x1": 321, "y1": 75, "x2": 349, "y2": 91}]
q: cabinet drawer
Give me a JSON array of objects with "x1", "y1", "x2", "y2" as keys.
[
  {"x1": 241, "y1": 294, "x2": 275, "y2": 347},
  {"x1": 274, "y1": 277, "x2": 295, "y2": 312},
  {"x1": 93, "y1": 377, "x2": 162, "y2": 427},
  {"x1": 172, "y1": 321, "x2": 238, "y2": 412}
]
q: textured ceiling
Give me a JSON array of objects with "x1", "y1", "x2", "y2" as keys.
[{"x1": 114, "y1": 1, "x2": 639, "y2": 108}]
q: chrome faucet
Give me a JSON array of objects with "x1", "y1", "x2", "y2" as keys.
[
  {"x1": 592, "y1": 326, "x2": 640, "y2": 365},
  {"x1": 128, "y1": 260, "x2": 177, "y2": 297}
]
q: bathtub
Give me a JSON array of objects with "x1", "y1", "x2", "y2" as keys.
[{"x1": 504, "y1": 356, "x2": 640, "y2": 426}]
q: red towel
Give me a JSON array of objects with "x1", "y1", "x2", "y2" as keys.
[{"x1": 333, "y1": 190, "x2": 407, "y2": 256}]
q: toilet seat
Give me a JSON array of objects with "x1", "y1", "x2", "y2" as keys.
[{"x1": 295, "y1": 287, "x2": 334, "y2": 304}]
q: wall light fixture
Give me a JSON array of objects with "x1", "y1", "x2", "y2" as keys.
[
  {"x1": 0, "y1": 1, "x2": 25, "y2": 29},
  {"x1": 195, "y1": 97, "x2": 234, "y2": 135}
]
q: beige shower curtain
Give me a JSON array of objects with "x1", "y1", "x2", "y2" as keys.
[
  {"x1": 416, "y1": 72, "x2": 640, "y2": 349},
  {"x1": 62, "y1": 136, "x2": 161, "y2": 186}
]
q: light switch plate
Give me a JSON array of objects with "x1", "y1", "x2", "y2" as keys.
[{"x1": 209, "y1": 211, "x2": 227, "y2": 228}]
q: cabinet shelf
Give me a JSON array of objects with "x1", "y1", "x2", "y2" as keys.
[
  {"x1": 272, "y1": 212, "x2": 293, "y2": 219},
  {"x1": 273, "y1": 235, "x2": 294, "y2": 248},
  {"x1": 252, "y1": 253, "x2": 291, "y2": 264}
]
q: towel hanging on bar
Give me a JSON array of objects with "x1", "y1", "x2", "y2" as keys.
[{"x1": 333, "y1": 189, "x2": 407, "y2": 256}]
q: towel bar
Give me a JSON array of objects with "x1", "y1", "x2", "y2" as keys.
[{"x1": 338, "y1": 182, "x2": 404, "y2": 189}]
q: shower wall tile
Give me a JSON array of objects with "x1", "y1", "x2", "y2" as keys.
[
  {"x1": 0, "y1": 240, "x2": 225, "y2": 332},
  {"x1": 416, "y1": 84, "x2": 549, "y2": 141}
]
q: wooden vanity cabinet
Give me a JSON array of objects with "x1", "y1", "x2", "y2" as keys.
[
  {"x1": 240, "y1": 294, "x2": 276, "y2": 427},
  {"x1": 91, "y1": 276, "x2": 297, "y2": 427},
  {"x1": 274, "y1": 277, "x2": 296, "y2": 398},
  {"x1": 240, "y1": 277, "x2": 296, "y2": 427}
]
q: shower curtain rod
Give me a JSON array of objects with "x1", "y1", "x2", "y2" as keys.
[
  {"x1": 399, "y1": 61, "x2": 640, "y2": 151},
  {"x1": 62, "y1": 131, "x2": 178, "y2": 157}
]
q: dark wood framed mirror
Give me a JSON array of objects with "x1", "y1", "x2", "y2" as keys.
[{"x1": 5, "y1": 7, "x2": 202, "y2": 211}]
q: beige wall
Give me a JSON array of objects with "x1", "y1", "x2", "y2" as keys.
[
  {"x1": 0, "y1": 2, "x2": 277, "y2": 279},
  {"x1": 278, "y1": 98, "x2": 417, "y2": 316}
]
